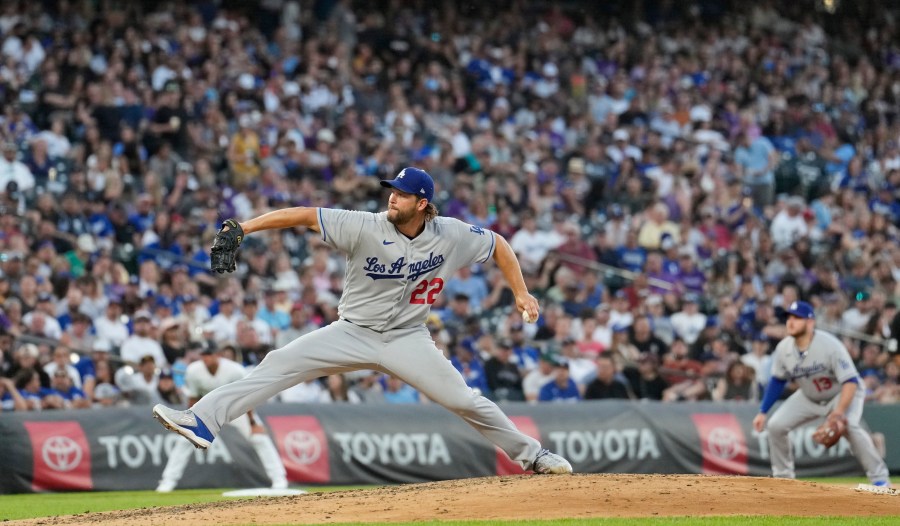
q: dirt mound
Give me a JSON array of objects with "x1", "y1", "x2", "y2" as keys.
[{"x1": 13, "y1": 474, "x2": 899, "y2": 525}]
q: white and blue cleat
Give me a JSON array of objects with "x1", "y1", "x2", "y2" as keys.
[
  {"x1": 532, "y1": 448, "x2": 573, "y2": 474},
  {"x1": 152, "y1": 404, "x2": 214, "y2": 449}
]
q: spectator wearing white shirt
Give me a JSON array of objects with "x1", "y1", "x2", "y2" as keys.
[
  {"x1": 239, "y1": 296, "x2": 274, "y2": 346},
  {"x1": 116, "y1": 354, "x2": 161, "y2": 405},
  {"x1": 670, "y1": 293, "x2": 708, "y2": 345},
  {"x1": 119, "y1": 310, "x2": 168, "y2": 367},
  {"x1": 0, "y1": 141, "x2": 35, "y2": 193},
  {"x1": 769, "y1": 197, "x2": 808, "y2": 251},
  {"x1": 22, "y1": 293, "x2": 62, "y2": 340},
  {"x1": 203, "y1": 297, "x2": 242, "y2": 344},
  {"x1": 93, "y1": 297, "x2": 129, "y2": 349},
  {"x1": 37, "y1": 118, "x2": 71, "y2": 159},
  {"x1": 42, "y1": 345, "x2": 82, "y2": 389},
  {"x1": 522, "y1": 354, "x2": 557, "y2": 403},
  {"x1": 509, "y1": 211, "x2": 564, "y2": 274}
]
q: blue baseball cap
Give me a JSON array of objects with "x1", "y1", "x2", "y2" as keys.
[
  {"x1": 784, "y1": 301, "x2": 815, "y2": 320},
  {"x1": 380, "y1": 167, "x2": 434, "y2": 202}
]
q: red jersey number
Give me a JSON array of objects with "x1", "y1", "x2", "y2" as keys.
[
  {"x1": 410, "y1": 278, "x2": 444, "y2": 305},
  {"x1": 812, "y1": 377, "x2": 833, "y2": 392}
]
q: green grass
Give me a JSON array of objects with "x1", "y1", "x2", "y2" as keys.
[{"x1": 0, "y1": 486, "x2": 369, "y2": 521}]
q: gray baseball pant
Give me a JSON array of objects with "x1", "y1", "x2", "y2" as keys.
[
  {"x1": 191, "y1": 320, "x2": 542, "y2": 469},
  {"x1": 766, "y1": 389, "x2": 890, "y2": 484}
]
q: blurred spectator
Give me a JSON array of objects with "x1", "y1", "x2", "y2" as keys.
[
  {"x1": 14, "y1": 367, "x2": 61, "y2": 410},
  {"x1": 50, "y1": 368, "x2": 90, "y2": 409},
  {"x1": 522, "y1": 353, "x2": 557, "y2": 403},
  {"x1": 42, "y1": 345, "x2": 81, "y2": 389},
  {"x1": 584, "y1": 354, "x2": 632, "y2": 400},
  {"x1": 712, "y1": 362, "x2": 758, "y2": 402},
  {"x1": 624, "y1": 354, "x2": 669, "y2": 401},
  {"x1": 538, "y1": 359, "x2": 580, "y2": 403},
  {"x1": 450, "y1": 342, "x2": 489, "y2": 395},
  {"x1": 156, "y1": 370, "x2": 185, "y2": 406},
  {"x1": 319, "y1": 374, "x2": 362, "y2": 404},
  {"x1": 120, "y1": 310, "x2": 167, "y2": 367},
  {"x1": 383, "y1": 375, "x2": 421, "y2": 404},
  {"x1": 484, "y1": 339, "x2": 524, "y2": 402},
  {"x1": 661, "y1": 339, "x2": 706, "y2": 402},
  {"x1": 0, "y1": 375, "x2": 26, "y2": 411},
  {"x1": 117, "y1": 354, "x2": 161, "y2": 405}
]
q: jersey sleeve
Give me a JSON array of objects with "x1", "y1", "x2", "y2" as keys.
[
  {"x1": 830, "y1": 340, "x2": 859, "y2": 383},
  {"x1": 769, "y1": 340, "x2": 790, "y2": 380},
  {"x1": 316, "y1": 208, "x2": 372, "y2": 254},
  {"x1": 446, "y1": 219, "x2": 497, "y2": 265}
]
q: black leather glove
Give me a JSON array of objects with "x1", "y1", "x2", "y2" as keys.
[{"x1": 210, "y1": 219, "x2": 244, "y2": 274}]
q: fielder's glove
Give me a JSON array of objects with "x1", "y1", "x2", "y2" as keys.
[
  {"x1": 812, "y1": 412, "x2": 848, "y2": 448},
  {"x1": 210, "y1": 219, "x2": 244, "y2": 274}
]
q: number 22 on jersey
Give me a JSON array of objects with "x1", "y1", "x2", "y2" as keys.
[
  {"x1": 410, "y1": 278, "x2": 444, "y2": 304},
  {"x1": 812, "y1": 377, "x2": 833, "y2": 392}
]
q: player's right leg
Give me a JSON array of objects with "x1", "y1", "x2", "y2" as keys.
[
  {"x1": 154, "y1": 322, "x2": 377, "y2": 447},
  {"x1": 381, "y1": 327, "x2": 572, "y2": 474},
  {"x1": 766, "y1": 391, "x2": 821, "y2": 478}
]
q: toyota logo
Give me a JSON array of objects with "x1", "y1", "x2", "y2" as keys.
[
  {"x1": 283, "y1": 430, "x2": 321, "y2": 465},
  {"x1": 42, "y1": 436, "x2": 83, "y2": 472},
  {"x1": 707, "y1": 427, "x2": 741, "y2": 460}
]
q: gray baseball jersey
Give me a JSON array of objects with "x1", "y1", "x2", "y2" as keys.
[
  {"x1": 770, "y1": 329, "x2": 859, "y2": 402},
  {"x1": 316, "y1": 209, "x2": 496, "y2": 331}
]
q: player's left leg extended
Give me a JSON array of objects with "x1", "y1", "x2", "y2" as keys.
[
  {"x1": 379, "y1": 327, "x2": 546, "y2": 471},
  {"x1": 839, "y1": 393, "x2": 891, "y2": 485}
]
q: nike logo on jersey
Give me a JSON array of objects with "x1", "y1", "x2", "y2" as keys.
[{"x1": 383, "y1": 240, "x2": 395, "y2": 245}]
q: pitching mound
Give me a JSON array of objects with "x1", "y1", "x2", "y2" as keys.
[{"x1": 12, "y1": 474, "x2": 899, "y2": 525}]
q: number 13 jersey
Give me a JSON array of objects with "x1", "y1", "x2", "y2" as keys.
[{"x1": 770, "y1": 329, "x2": 861, "y2": 402}]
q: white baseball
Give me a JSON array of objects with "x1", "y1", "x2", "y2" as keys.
[{"x1": 522, "y1": 310, "x2": 536, "y2": 323}]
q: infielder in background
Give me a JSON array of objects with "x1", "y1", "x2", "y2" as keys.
[
  {"x1": 752, "y1": 301, "x2": 891, "y2": 486},
  {"x1": 154, "y1": 167, "x2": 572, "y2": 474},
  {"x1": 156, "y1": 346, "x2": 288, "y2": 492}
]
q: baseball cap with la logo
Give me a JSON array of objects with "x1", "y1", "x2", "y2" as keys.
[
  {"x1": 380, "y1": 167, "x2": 434, "y2": 202},
  {"x1": 784, "y1": 301, "x2": 815, "y2": 319}
]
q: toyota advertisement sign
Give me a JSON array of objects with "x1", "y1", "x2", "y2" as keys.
[{"x1": 0, "y1": 402, "x2": 888, "y2": 493}]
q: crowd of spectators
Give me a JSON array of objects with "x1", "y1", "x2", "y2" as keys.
[{"x1": 1, "y1": 0, "x2": 900, "y2": 413}]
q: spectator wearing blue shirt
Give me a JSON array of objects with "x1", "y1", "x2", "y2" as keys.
[
  {"x1": 734, "y1": 132, "x2": 778, "y2": 207},
  {"x1": 382, "y1": 375, "x2": 420, "y2": 404},
  {"x1": 50, "y1": 369, "x2": 90, "y2": 409},
  {"x1": 450, "y1": 343, "x2": 489, "y2": 395},
  {"x1": 15, "y1": 368, "x2": 64, "y2": 410},
  {"x1": 508, "y1": 323, "x2": 540, "y2": 374},
  {"x1": 258, "y1": 289, "x2": 290, "y2": 331},
  {"x1": 443, "y1": 265, "x2": 489, "y2": 314},
  {"x1": 0, "y1": 376, "x2": 27, "y2": 411},
  {"x1": 615, "y1": 232, "x2": 647, "y2": 273},
  {"x1": 538, "y1": 360, "x2": 581, "y2": 403}
]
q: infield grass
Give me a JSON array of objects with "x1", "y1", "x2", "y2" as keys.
[{"x1": 0, "y1": 486, "x2": 369, "y2": 521}]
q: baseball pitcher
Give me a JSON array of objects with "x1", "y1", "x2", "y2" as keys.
[
  {"x1": 752, "y1": 301, "x2": 890, "y2": 486},
  {"x1": 153, "y1": 167, "x2": 572, "y2": 474},
  {"x1": 156, "y1": 347, "x2": 288, "y2": 492}
]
